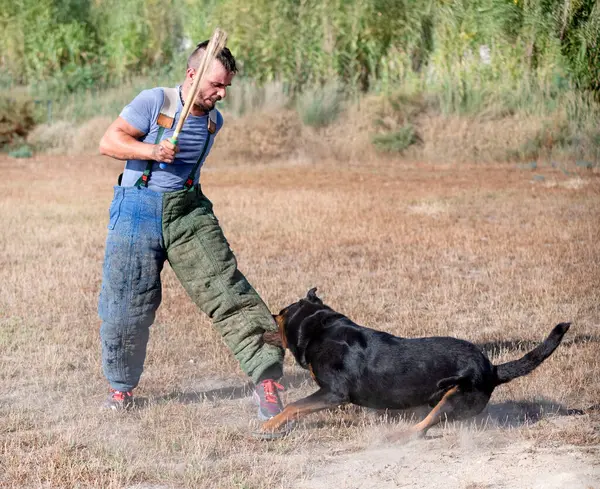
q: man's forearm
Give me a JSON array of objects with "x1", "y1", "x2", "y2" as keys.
[{"x1": 99, "y1": 130, "x2": 154, "y2": 161}]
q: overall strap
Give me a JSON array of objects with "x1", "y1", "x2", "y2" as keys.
[
  {"x1": 134, "y1": 87, "x2": 179, "y2": 188},
  {"x1": 183, "y1": 109, "x2": 217, "y2": 191},
  {"x1": 183, "y1": 135, "x2": 211, "y2": 190},
  {"x1": 134, "y1": 127, "x2": 165, "y2": 188}
]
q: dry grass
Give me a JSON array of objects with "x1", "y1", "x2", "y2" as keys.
[
  {"x1": 211, "y1": 110, "x2": 304, "y2": 163},
  {"x1": 18, "y1": 84, "x2": 598, "y2": 168},
  {"x1": 213, "y1": 94, "x2": 383, "y2": 166},
  {"x1": 407, "y1": 112, "x2": 546, "y2": 163},
  {"x1": 1, "y1": 152, "x2": 599, "y2": 488},
  {"x1": 26, "y1": 116, "x2": 113, "y2": 155}
]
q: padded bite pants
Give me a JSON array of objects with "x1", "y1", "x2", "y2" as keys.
[{"x1": 98, "y1": 185, "x2": 283, "y2": 392}]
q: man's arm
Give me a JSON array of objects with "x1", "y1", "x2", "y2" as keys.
[{"x1": 99, "y1": 117, "x2": 177, "y2": 163}]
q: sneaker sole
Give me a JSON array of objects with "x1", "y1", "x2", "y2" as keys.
[{"x1": 101, "y1": 398, "x2": 134, "y2": 411}]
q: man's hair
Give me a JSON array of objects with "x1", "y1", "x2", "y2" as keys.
[{"x1": 187, "y1": 40, "x2": 237, "y2": 74}]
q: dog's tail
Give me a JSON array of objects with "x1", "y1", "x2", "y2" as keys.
[{"x1": 494, "y1": 323, "x2": 570, "y2": 386}]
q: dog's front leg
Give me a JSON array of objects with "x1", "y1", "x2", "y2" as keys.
[{"x1": 260, "y1": 388, "x2": 344, "y2": 433}]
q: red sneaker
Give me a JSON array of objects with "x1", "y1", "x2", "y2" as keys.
[
  {"x1": 102, "y1": 388, "x2": 134, "y2": 411},
  {"x1": 253, "y1": 379, "x2": 284, "y2": 421}
]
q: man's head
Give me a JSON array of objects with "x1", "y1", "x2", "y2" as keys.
[{"x1": 184, "y1": 41, "x2": 237, "y2": 112}]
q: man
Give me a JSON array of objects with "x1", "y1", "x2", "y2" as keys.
[{"x1": 97, "y1": 41, "x2": 285, "y2": 425}]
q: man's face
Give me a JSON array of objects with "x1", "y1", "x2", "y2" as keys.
[{"x1": 186, "y1": 60, "x2": 234, "y2": 112}]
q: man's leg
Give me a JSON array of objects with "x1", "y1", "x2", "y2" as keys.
[
  {"x1": 163, "y1": 190, "x2": 284, "y2": 392},
  {"x1": 98, "y1": 187, "x2": 166, "y2": 407}
]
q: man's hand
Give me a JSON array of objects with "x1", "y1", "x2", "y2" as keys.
[
  {"x1": 99, "y1": 116, "x2": 179, "y2": 163},
  {"x1": 99, "y1": 117, "x2": 179, "y2": 162},
  {"x1": 152, "y1": 139, "x2": 179, "y2": 164}
]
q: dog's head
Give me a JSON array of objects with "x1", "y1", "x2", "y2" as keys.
[{"x1": 263, "y1": 288, "x2": 326, "y2": 361}]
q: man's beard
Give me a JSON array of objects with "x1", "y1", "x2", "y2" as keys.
[
  {"x1": 195, "y1": 101, "x2": 213, "y2": 111},
  {"x1": 194, "y1": 94, "x2": 218, "y2": 112}
]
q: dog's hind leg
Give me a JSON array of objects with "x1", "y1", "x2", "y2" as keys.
[
  {"x1": 388, "y1": 388, "x2": 491, "y2": 442},
  {"x1": 409, "y1": 386, "x2": 461, "y2": 436},
  {"x1": 428, "y1": 370, "x2": 473, "y2": 407},
  {"x1": 259, "y1": 388, "x2": 346, "y2": 435},
  {"x1": 387, "y1": 386, "x2": 461, "y2": 442},
  {"x1": 429, "y1": 368, "x2": 475, "y2": 405}
]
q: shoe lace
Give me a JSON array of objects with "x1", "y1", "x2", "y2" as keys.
[{"x1": 261, "y1": 380, "x2": 284, "y2": 404}]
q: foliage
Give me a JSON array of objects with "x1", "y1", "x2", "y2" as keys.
[
  {"x1": 509, "y1": 120, "x2": 574, "y2": 160},
  {"x1": 0, "y1": 95, "x2": 37, "y2": 147},
  {"x1": 296, "y1": 83, "x2": 345, "y2": 128},
  {"x1": 8, "y1": 145, "x2": 34, "y2": 158},
  {"x1": 372, "y1": 124, "x2": 420, "y2": 153},
  {"x1": 1, "y1": 0, "x2": 599, "y2": 98},
  {"x1": 0, "y1": 0, "x2": 184, "y2": 95},
  {"x1": 0, "y1": 0, "x2": 97, "y2": 92},
  {"x1": 1, "y1": 0, "x2": 599, "y2": 166}
]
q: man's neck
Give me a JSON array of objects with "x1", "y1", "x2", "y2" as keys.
[{"x1": 180, "y1": 84, "x2": 208, "y2": 116}]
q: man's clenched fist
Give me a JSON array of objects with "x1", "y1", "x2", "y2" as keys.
[{"x1": 152, "y1": 139, "x2": 179, "y2": 164}]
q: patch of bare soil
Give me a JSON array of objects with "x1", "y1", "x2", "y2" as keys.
[{"x1": 296, "y1": 427, "x2": 599, "y2": 489}]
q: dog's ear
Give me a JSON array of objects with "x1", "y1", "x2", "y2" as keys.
[{"x1": 306, "y1": 287, "x2": 323, "y2": 304}]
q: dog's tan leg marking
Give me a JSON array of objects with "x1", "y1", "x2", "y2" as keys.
[
  {"x1": 308, "y1": 364, "x2": 317, "y2": 382},
  {"x1": 261, "y1": 398, "x2": 331, "y2": 432},
  {"x1": 273, "y1": 313, "x2": 288, "y2": 349},
  {"x1": 388, "y1": 386, "x2": 460, "y2": 442},
  {"x1": 411, "y1": 386, "x2": 459, "y2": 434}
]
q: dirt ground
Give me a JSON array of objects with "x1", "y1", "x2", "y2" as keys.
[
  {"x1": 1, "y1": 153, "x2": 599, "y2": 488},
  {"x1": 297, "y1": 429, "x2": 598, "y2": 489}
]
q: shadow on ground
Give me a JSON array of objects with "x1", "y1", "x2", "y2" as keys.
[
  {"x1": 139, "y1": 370, "x2": 313, "y2": 407},
  {"x1": 477, "y1": 333, "x2": 600, "y2": 357},
  {"x1": 137, "y1": 371, "x2": 586, "y2": 434},
  {"x1": 352, "y1": 397, "x2": 588, "y2": 431}
]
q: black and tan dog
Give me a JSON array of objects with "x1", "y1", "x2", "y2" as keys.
[{"x1": 260, "y1": 288, "x2": 570, "y2": 439}]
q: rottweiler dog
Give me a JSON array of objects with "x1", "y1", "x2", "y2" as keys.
[{"x1": 260, "y1": 288, "x2": 570, "y2": 438}]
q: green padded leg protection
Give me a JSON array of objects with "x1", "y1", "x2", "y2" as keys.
[{"x1": 162, "y1": 187, "x2": 284, "y2": 384}]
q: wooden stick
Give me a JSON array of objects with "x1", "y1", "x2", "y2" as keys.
[
  {"x1": 172, "y1": 27, "x2": 228, "y2": 141},
  {"x1": 159, "y1": 28, "x2": 227, "y2": 169}
]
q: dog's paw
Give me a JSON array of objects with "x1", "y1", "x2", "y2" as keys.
[
  {"x1": 251, "y1": 421, "x2": 295, "y2": 441},
  {"x1": 251, "y1": 427, "x2": 290, "y2": 440}
]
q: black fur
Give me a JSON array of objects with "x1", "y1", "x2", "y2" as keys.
[{"x1": 273, "y1": 288, "x2": 570, "y2": 421}]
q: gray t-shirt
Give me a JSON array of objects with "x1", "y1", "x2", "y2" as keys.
[{"x1": 119, "y1": 86, "x2": 224, "y2": 192}]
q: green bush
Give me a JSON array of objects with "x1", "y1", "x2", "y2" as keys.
[
  {"x1": 0, "y1": 95, "x2": 37, "y2": 147},
  {"x1": 8, "y1": 145, "x2": 33, "y2": 158},
  {"x1": 508, "y1": 117, "x2": 600, "y2": 162},
  {"x1": 372, "y1": 124, "x2": 420, "y2": 153},
  {"x1": 296, "y1": 83, "x2": 345, "y2": 128}
]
